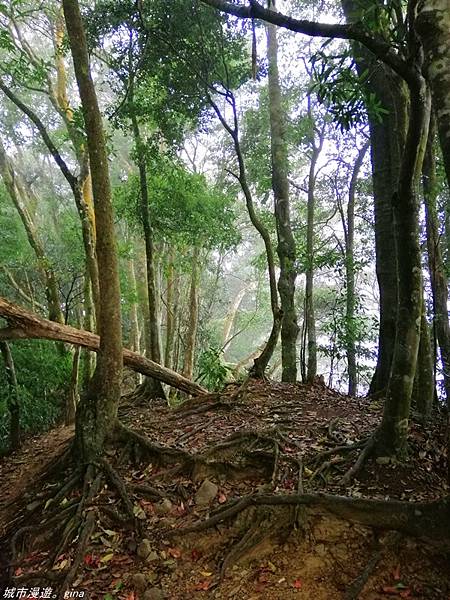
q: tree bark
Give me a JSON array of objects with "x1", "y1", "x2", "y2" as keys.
[
  {"x1": 222, "y1": 285, "x2": 248, "y2": 354},
  {"x1": 63, "y1": 0, "x2": 123, "y2": 461},
  {"x1": 267, "y1": 1, "x2": 299, "y2": 382},
  {"x1": 0, "y1": 341, "x2": 20, "y2": 451},
  {"x1": 0, "y1": 297, "x2": 208, "y2": 396},
  {"x1": 411, "y1": 311, "x2": 434, "y2": 420}
]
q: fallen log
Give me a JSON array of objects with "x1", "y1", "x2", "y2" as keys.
[{"x1": 0, "y1": 297, "x2": 207, "y2": 396}]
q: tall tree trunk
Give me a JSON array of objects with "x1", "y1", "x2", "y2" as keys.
[
  {"x1": 0, "y1": 141, "x2": 64, "y2": 325},
  {"x1": 422, "y1": 115, "x2": 450, "y2": 407},
  {"x1": 63, "y1": 0, "x2": 123, "y2": 461},
  {"x1": 375, "y1": 71, "x2": 431, "y2": 456},
  {"x1": 182, "y1": 247, "x2": 200, "y2": 381},
  {"x1": 129, "y1": 102, "x2": 165, "y2": 399},
  {"x1": 304, "y1": 109, "x2": 324, "y2": 383},
  {"x1": 267, "y1": 0, "x2": 299, "y2": 382},
  {"x1": 342, "y1": 0, "x2": 408, "y2": 396},
  {"x1": 344, "y1": 141, "x2": 370, "y2": 396},
  {"x1": 0, "y1": 341, "x2": 20, "y2": 452}
]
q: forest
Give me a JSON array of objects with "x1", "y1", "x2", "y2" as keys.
[{"x1": 0, "y1": 0, "x2": 449, "y2": 598}]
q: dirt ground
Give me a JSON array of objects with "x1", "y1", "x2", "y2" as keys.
[{"x1": 1, "y1": 380, "x2": 449, "y2": 599}]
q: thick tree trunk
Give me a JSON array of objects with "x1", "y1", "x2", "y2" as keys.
[
  {"x1": 422, "y1": 115, "x2": 450, "y2": 407},
  {"x1": 0, "y1": 297, "x2": 207, "y2": 396},
  {"x1": 375, "y1": 73, "x2": 431, "y2": 456},
  {"x1": 63, "y1": 0, "x2": 123, "y2": 461},
  {"x1": 267, "y1": 2, "x2": 299, "y2": 382},
  {"x1": 164, "y1": 255, "x2": 176, "y2": 369},
  {"x1": 0, "y1": 341, "x2": 20, "y2": 451},
  {"x1": 342, "y1": 0, "x2": 407, "y2": 396},
  {"x1": 182, "y1": 247, "x2": 200, "y2": 381}
]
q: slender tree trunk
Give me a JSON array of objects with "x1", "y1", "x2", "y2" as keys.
[
  {"x1": 267, "y1": 1, "x2": 299, "y2": 382},
  {"x1": 182, "y1": 247, "x2": 200, "y2": 381},
  {"x1": 304, "y1": 112, "x2": 324, "y2": 383},
  {"x1": 66, "y1": 346, "x2": 80, "y2": 425},
  {"x1": 129, "y1": 102, "x2": 165, "y2": 399},
  {"x1": 127, "y1": 257, "x2": 141, "y2": 353},
  {"x1": 0, "y1": 341, "x2": 20, "y2": 451},
  {"x1": 422, "y1": 116, "x2": 450, "y2": 407},
  {"x1": 164, "y1": 255, "x2": 176, "y2": 370},
  {"x1": 345, "y1": 141, "x2": 370, "y2": 396},
  {"x1": 208, "y1": 94, "x2": 281, "y2": 378},
  {"x1": 0, "y1": 141, "x2": 64, "y2": 325},
  {"x1": 222, "y1": 285, "x2": 248, "y2": 354},
  {"x1": 63, "y1": 0, "x2": 123, "y2": 461}
]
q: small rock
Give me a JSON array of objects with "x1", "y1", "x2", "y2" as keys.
[
  {"x1": 131, "y1": 573, "x2": 147, "y2": 593},
  {"x1": 195, "y1": 479, "x2": 218, "y2": 505},
  {"x1": 315, "y1": 543, "x2": 326, "y2": 556},
  {"x1": 146, "y1": 550, "x2": 159, "y2": 562},
  {"x1": 137, "y1": 539, "x2": 153, "y2": 559},
  {"x1": 26, "y1": 500, "x2": 41, "y2": 511},
  {"x1": 376, "y1": 456, "x2": 391, "y2": 465},
  {"x1": 143, "y1": 588, "x2": 165, "y2": 600},
  {"x1": 154, "y1": 498, "x2": 173, "y2": 515}
]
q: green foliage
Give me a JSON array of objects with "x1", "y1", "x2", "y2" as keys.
[
  {"x1": 114, "y1": 155, "x2": 240, "y2": 251},
  {"x1": 197, "y1": 346, "x2": 231, "y2": 391},
  {"x1": 310, "y1": 45, "x2": 388, "y2": 131},
  {"x1": 0, "y1": 341, "x2": 71, "y2": 452}
]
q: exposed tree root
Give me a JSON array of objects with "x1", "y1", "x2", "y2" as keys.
[
  {"x1": 169, "y1": 491, "x2": 450, "y2": 543},
  {"x1": 339, "y1": 435, "x2": 376, "y2": 486},
  {"x1": 344, "y1": 532, "x2": 401, "y2": 600}
]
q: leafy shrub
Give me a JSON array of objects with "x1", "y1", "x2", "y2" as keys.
[
  {"x1": 0, "y1": 340, "x2": 71, "y2": 452},
  {"x1": 197, "y1": 347, "x2": 232, "y2": 391}
]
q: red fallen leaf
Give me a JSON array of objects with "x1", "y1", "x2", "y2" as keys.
[
  {"x1": 191, "y1": 549, "x2": 202, "y2": 561},
  {"x1": 393, "y1": 564, "x2": 401, "y2": 580},
  {"x1": 193, "y1": 580, "x2": 210, "y2": 591},
  {"x1": 168, "y1": 547, "x2": 182, "y2": 559},
  {"x1": 218, "y1": 492, "x2": 227, "y2": 504},
  {"x1": 293, "y1": 579, "x2": 302, "y2": 589},
  {"x1": 125, "y1": 592, "x2": 135, "y2": 600},
  {"x1": 83, "y1": 554, "x2": 99, "y2": 567},
  {"x1": 14, "y1": 567, "x2": 23, "y2": 576},
  {"x1": 382, "y1": 586, "x2": 401, "y2": 595},
  {"x1": 399, "y1": 591, "x2": 411, "y2": 598}
]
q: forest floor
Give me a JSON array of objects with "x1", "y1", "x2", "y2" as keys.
[{"x1": 1, "y1": 380, "x2": 449, "y2": 599}]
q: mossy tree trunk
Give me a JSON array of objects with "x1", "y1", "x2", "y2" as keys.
[
  {"x1": 375, "y1": 71, "x2": 431, "y2": 456},
  {"x1": 267, "y1": 0, "x2": 299, "y2": 382},
  {"x1": 63, "y1": 0, "x2": 123, "y2": 462}
]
